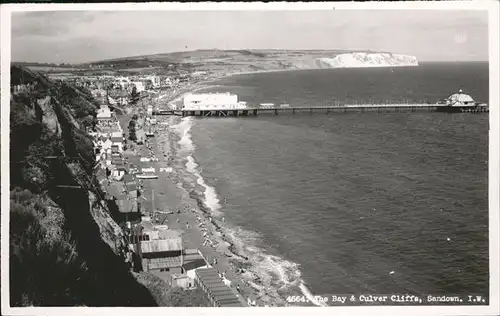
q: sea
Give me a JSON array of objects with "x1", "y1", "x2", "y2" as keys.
[{"x1": 170, "y1": 62, "x2": 489, "y2": 306}]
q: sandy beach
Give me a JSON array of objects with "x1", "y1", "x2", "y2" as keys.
[
  {"x1": 118, "y1": 80, "x2": 280, "y2": 306},
  {"x1": 153, "y1": 68, "x2": 299, "y2": 111}
]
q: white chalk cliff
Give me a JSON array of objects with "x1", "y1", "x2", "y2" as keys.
[{"x1": 318, "y1": 53, "x2": 419, "y2": 68}]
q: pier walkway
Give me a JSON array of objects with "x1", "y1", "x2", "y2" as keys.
[{"x1": 153, "y1": 103, "x2": 489, "y2": 117}]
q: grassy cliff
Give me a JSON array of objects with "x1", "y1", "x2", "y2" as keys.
[{"x1": 9, "y1": 65, "x2": 158, "y2": 306}]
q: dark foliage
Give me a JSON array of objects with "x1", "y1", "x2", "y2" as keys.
[
  {"x1": 10, "y1": 189, "x2": 88, "y2": 306},
  {"x1": 11, "y1": 64, "x2": 51, "y2": 88},
  {"x1": 56, "y1": 81, "x2": 98, "y2": 123},
  {"x1": 10, "y1": 100, "x2": 64, "y2": 193},
  {"x1": 134, "y1": 273, "x2": 211, "y2": 307},
  {"x1": 130, "y1": 87, "x2": 140, "y2": 105},
  {"x1": 128, "y1": 120, "x2": 136, "y2": 129},
  {"x1": 9, "y1": 65, "x2": 159, "y2": 307},
  {"x1": 129, "y1": 130, "x2": 137, "y2": 141}
]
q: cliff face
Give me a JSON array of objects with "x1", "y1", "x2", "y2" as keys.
[
  {"x1": 317, "y1": 53, "x2": 419, "y2": 68},
  {"x1": 9, "y1": 65, "x2": 157, "y2": 306}
]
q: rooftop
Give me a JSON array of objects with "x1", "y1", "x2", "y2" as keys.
[
  {"x1": 448, "y1": 92, "x2": 475, "y2": 103},
  {"x1": 117, "y1": 198, "x2": 138, "y2": 214},
  {"x1": 110, "y1": 136, "x2": 123, "y2": 143},
  {"x1": 195, "y1": 268, "x2": 241, "y2": 307},
  {"x1": 140, "y1": 238, "x2": 183, "y2": 253},
  {"x1": 144, "y1": 256, "x2": 182, "y2": 270}
]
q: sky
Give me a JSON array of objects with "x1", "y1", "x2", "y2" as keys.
[{"x1": 10, "y1": 9, "x2": 489, "y2": 63}]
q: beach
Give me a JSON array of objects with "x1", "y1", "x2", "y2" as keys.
[
  {"x1": 117, "y1": 79, "x2": 281, "y2": 306},
  {"x1": 115, "y1": 62, "x2": 490, "y2": 307}
]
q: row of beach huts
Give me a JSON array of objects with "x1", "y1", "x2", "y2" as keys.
[{"x1": 90, "y1": 103, "x2": 244, "y2": 307}]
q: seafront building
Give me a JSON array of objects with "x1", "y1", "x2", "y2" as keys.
[
  {"x1": 183, "y1": 92, "x2": 247, "y2": 110},
  {"x1": 88, "y1": 94, "x2": 246, "y2": 306},
  {"x1": 443, "y1": 90, "x2": 476, "y2": 107}
]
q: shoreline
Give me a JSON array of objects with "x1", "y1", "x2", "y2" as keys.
[
  {"x1": 123, "y1": 70, "x2": 324, "y2": 307},
  {"x1": 156, "y1": 67, "x2": 312, "y2": 110},
  {"x1": 120, "y1": 77, "x2": 283, "y2": 305},
  {"x1": 158, "y1": 116, "x2": 320, "y2": 307},
  {"x1": 149, "y1": 115, "x2": 283, "y2": 306}
]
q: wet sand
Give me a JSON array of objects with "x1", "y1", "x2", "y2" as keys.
[{"x1": 118, "y1": 102, "x2": 275, "y2": 306}]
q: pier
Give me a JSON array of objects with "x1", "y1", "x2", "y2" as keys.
[{"x1": 153, "y1": 104, "x2": 488, "y2": 117}]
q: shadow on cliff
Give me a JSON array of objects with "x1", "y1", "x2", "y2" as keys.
[{"x1": 49, "y1": 162, "x2": 157, "y2": 306}]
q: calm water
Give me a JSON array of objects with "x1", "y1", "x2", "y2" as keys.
[{"x1": 173, "y1": 63, "x2": 489, "y2": 305}]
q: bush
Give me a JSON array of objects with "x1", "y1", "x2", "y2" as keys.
[
  {"x1": 10, "y1": 101, "x2": 64, "y2": 192},
  {"x1": 56, "y1": 82, "x2": 98, "y2": 125},
  {"x1": 130, "y1": 87, "x2": 140, "y2": 105},
  {"x1": 72, "y1": 128, "x2": 95, "y2": 174},
  {"x1": 128, "y1": 120, "x2": 136, "y2": 130},
  {"x1": 81, "y1": 115, "x2": 96, "y2": 130},
  {"x1": 129, "y1": 130, "x2": 137, "y2": 141},
  {"x1": 134, "y1": 272, "x2": 211, "y2": 307},
  {"x1": 10, "y1": 189, "x2": 89, "y2": 306}
]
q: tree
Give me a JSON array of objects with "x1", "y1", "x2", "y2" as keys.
[
  {"x1": 130, "y1": 86, "x2": 140, "y2": 106},
  {"x1": 81, "y1": 115, "x2": 96, "y2": 131},
  {"x1": 128, "y1": 130, "x2": 137, "y2": 141},
  {"x1": 128, "y1": 120, "x2": 136, "y2": 130}
]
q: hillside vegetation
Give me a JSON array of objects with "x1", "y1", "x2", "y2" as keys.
[
  {"x1": 21, "y1": 49, "x2": 417, "y2": 76},
  {"x1": 9, "y1": 65, "x2": 159, "y2": 306}
]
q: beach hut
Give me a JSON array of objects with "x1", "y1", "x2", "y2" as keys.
[
  {"x1": 183, "y1": 249, "x2": 210, "y2": 280},
  {"x1": 195, "y1": 268, "x2": 242, "y2": 307}
]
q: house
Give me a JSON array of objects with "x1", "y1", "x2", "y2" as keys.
[
  {"x1": 110, "y1": 136, "x2": 124, "y2": 153},
  {"x1": 94, "y1": 138, "x2": 113, "y2": 157},
  {"x1": 115, "y1": 76, "x2": 131, "y2": 90},
  {"x1": 116, "y1": 192, "x2": 138, "y2": 214},
  {"x1": 123, "y1": 174, "x2": 138, "y2": 198},
  {"x1": 139, "y1": 237, "x2": 184, "y2": 278},
  {"x1": 112, "y1": 167, "x2": 126, "y2": 180},
  {"x1": 111, "y1": 156, "x2": 125, "y2": 169},
  {"x1": 147, "y1": 75, "x2": 161, "y2": 88},
  {"x1": 131, "y1": 81, "x2": 145, "y2": 93},
  {"x1": 111, "y1": 131, "x2": 123, "y2": 139},
  {"x1": 136, "y1": 130, "x2": 146, "y2": 144},
  {"x1": 101, "y1": 139, "x2": 113, "y2": 154},
  {"x1": 97, "y1": 106, "x2": 112, "y2": 121},
  {"x1": 112, "y1": 190, "x2": 140, "y2": 225}
]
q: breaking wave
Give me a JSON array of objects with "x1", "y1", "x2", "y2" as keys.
[{"x1": 168, "y1": 116, "x2": 322, "y2": 306}]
